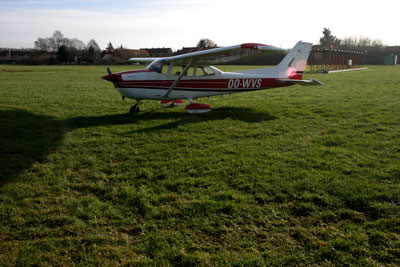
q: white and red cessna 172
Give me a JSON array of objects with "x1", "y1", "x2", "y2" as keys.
[{"x1": 102, "y1": 41, "x2": 322, "y2": 113}]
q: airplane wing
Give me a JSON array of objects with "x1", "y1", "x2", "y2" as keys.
[{"x1": 129, "y1": 43, "x2": 284, "y2": 66}]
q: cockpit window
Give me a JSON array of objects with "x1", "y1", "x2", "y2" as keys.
[
  {"x1": 203, "y1": 66, "x2": 215, "y2": 75},
  {"x1": 168, "y1": 66, "x2": 217, "y2": 77},
  {"x1": 147, "y1": 60, "x2": 164, "y2": 73}
]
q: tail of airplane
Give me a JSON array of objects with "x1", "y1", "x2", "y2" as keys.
[
  {"x1": 269, "y1": 41, "x2": 322, "y2": 86},
  {"x1": 274, "y1": 41, "x2": 312, "y2": 79},
  {"x1": 235, "y1": 41, "x2": 314, "y2": 81},
  {"x1": 234, "y1": 41, "x2": 322, "y2": 86}
]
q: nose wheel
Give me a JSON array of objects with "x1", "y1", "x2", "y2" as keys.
[{"x1": 130, "y1": 100, "x2": 141, "y2": 113}]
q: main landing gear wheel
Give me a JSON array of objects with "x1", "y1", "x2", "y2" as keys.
[
  {"x1": 130, "y1": 100, "x2": 141, "y2": 113},
  {"x1": 130, "y1": 105, "x2": 140, "y2": 113}
]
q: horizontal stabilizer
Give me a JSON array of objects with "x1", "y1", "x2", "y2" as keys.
[{"x1": 277, "y1": 78, "x2": 323, "y2": 86}]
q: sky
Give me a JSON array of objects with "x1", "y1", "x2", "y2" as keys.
[{"x1": 1, "y1": 0, "x2": 399, "y2": 50}]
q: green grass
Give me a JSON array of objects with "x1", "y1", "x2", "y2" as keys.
[{"x1": 1, "y1": 64, "x2": 400, "y2": 266}]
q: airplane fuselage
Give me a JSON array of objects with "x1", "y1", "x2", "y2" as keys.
[{"x1": 107, "y1": 66, "x2": 296, "y2": 101}]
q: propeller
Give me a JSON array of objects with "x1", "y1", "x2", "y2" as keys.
[{"x1": 102, "y1": 67, "x2": 117, "y2": 82}]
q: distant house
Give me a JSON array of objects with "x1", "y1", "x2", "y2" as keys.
[
  {"x1": 174, "y1": 47, "x2": 199, "y2": 55},
  {"x1": 119, "y1": 49, "x2": 149, "y2": 58},
  {"x1": 101, "y1": 48, "x2": 114, "y2": 61},
  {"x1": 140, "y1": 48, "x2": 173, "y2": 57},
  {"x1": 102, "y1": 48, "x2": 150, "y2": 62},
  {"x1": 0, "y1": 48, "x2": 32, "y2": 59},
  {"x1": 174, "y1": 46, "x2": 218, "y2": 56},
  {"x1": 102, "y1": 53, "x2": 114, "y2": 61},
  {"x1": 0, "y1": 48, "x2": 45, "y2": 64}
]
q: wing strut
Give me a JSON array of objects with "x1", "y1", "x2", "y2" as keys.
[{"x1": 164, "y1": 59, "x2": 193, "y2": 98}]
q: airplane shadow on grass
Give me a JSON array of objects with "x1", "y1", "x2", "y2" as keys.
[{"x1": 0, "y1": 107, "x2": 276, "y2": 186}]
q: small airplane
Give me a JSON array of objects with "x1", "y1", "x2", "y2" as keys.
[{"x1": 102, "y1": 41, "x2": 322, "y2": 113}]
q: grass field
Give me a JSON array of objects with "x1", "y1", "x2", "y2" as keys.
[{"x1": 1, "y1": 64, "x2": 399, "y2": 266}]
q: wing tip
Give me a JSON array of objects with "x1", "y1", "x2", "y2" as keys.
[{"x1": 240, "y1": 43, "x2": 269, "y2": 49}]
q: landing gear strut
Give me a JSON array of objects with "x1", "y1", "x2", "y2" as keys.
[{"x1": 130, "y1": 100, "x2": 140, "y2": 113}]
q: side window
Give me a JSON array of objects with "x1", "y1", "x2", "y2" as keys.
[
  {"x1": 161, "y1": 63, "x2": 170, "y2": 74},
  {"x1": 171, "y1": 66, "x2": 193, "y2": 76},
  {"x1": 195, "y1": 67, "x2": 206, "y2": 77},
  {"x1": 172, "y1": 66, "x2": 183, "y2": 76},
  {"x1": 185, "y1": 67, "x2": 195, "y2": 76},
  {"x1": 169, "y1": 66, "x2": 215, "y2": 77}
]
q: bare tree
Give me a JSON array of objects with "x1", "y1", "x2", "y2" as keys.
[
  {"x1": 34, "y1": 38, "x2": 50, "y2": 51},
  {"x1": 197, "y1": 38, "x2": 217, "y2": 49},
  {"x1": 34, "y1": 31, "x2": 94, "y2": 52},
  {"x1": 52, "y1": 30, "x2": 67, "y2": 50},
  {"x1": 33, "y1": 31, "x2": 103, "y2": 63},
  {"x1": 341, "y1": 35, "x2": 384, "y2": 48},
  {"x1": 66, "y1": 38, "x2": 86, "y2": 50},
  {"x1": 341, "y1": 36, "x2": 357, "y2": 47},
  {"x1": 34, "y1": 31, "x2": 65, "y2": 52},
  {"x1": 87, "y1": 39, "x2": 101, "y2": 63},
  {"x1": 87, "y1": 39, "x2": 101, "y2": 51}
]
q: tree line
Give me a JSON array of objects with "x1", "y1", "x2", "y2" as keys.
[
  {"x1": 34, "y1": 31, "x2": 102, "y2": 64},
  {"x1": 1, "y1": 30, "x2": 397, "y2": 65},
  {"x1": 318, "y1": 28, "x2": 398, "y2": 65},
  {"x1": 319, "y1": 28, "x2": 384, "y2": 48}
]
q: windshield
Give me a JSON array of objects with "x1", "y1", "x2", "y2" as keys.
[
  {"x1": 147, "y1": 59, "x2": 164, "y2": 73},
  {"x1": 203, "y1": 66, "x2": 215, "y2": 75}
]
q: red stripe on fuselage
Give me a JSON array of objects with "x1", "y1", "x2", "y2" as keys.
[{"x1": 115, "y1": 78, "x2": 292, "y2": 90}]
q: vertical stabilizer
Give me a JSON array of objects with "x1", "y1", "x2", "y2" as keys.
[{"x1": 275, "y1": 41, "x2": 312, "y2": 79}]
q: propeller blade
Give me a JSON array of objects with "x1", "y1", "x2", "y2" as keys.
[{"x1": 107, "y1": 66, "x2": 111, "y2": 75}]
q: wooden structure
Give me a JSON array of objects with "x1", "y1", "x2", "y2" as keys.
[{"x1": 308, "y1": 47, "x2": 366, "y2": 73}]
